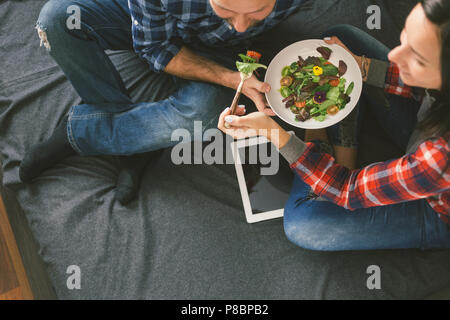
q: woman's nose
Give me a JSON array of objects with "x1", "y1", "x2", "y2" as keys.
[{"x1": 388, "y1": 45, "x2": 405, "y2": 66}]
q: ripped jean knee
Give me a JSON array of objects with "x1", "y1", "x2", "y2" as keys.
[
  {"x1": 36, "y1": 25, "x2": 51, "y2": 50},
  {"x1": 35, "y1": 0, "x2": 77, "y2": 51}
]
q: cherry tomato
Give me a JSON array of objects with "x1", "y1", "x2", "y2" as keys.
[
  {"x1": 327, "y1": 105, "x2": 339, "y2": 115},
  {"x1": 329, "y1": 79, "x2": 340, "y2": 87},
  {"x1": 280, "y1": 76, "x2": 294, "y2": 87},
  {"x1": 247, "y1": 50, "x2": 262, "y2": 62},
  {"x1": 295, "y1": 101, "x2": 306, "y2": 108}
]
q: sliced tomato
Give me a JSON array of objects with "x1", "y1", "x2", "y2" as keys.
[
  {"x1": 329, "y1": 79, "x2": 340, "y2": 87},
  {"x1": 295, "y1": 101, "x2": 306, "y2": 108},
  {"x1": 246, "y1": 50, "x2": 262, "y2": 62},
  {"x1": 323, "y1": 61, "x2": 333, "y2": 65},
  {"x1": 327, "y1": 105, "x2": 339, "y2": 115},
  {"x1": 280, "y1": 76, "x2": 294, "y2": 87}
]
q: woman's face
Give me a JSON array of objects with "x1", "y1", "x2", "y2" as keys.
[{"x1": 388, "y1": 4, "x2": 442, "y2": 90}]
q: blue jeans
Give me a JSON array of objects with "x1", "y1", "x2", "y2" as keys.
[
  {"x1": 283, "y1": 25, "x2": 450, "y2": 251},
  {"x1": 36, "y1": 0, "x2": 320, "y2": 156},
  {"x1": 36, "y1": 0, "x2": 243, "y2": 156}
]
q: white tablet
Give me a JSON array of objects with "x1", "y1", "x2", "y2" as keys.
[{"x1": 231, "y1": 135, "x2": 293, "y2": 224}]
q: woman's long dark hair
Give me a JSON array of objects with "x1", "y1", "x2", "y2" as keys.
[{"x1": 418, "y1": 0, "x2": 450, "y2": 138}]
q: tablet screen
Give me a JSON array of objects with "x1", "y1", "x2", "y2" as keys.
[{"x1": 239, "y1": 142, "x2": 293, "y2": 215}]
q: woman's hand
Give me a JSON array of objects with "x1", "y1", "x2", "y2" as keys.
[
  {"x1": 236, "y1": 73, "x2": 276, "y2": 116},
  {"x1": 324, "y1": 36, "x2": 371, "y2": 81},
  {"x1": 217, "y1": 108, "x2": 291, "y2": 149}
]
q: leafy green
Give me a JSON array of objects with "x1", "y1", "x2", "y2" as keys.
[
  {"x1": 313, "y1": 115, "x2": 327, "y2": 122},
  {"x1": 236, "y1": 61, "x2": 267, "y2": 76},
  {"x1": 238, "y1": 54, "x2": 256, "y2": 63},
  {"x1": 289, "y1": 62, "x2": 298, "y2": 73},
  {"x1": 346, "y1": 81, "x2": 355, "y2": 95},
  {"x1": 317, "y1": 100, "x2": 336, "y2": 112},
  {"x1": 338, "y1": 77, "x2": 346, "y2": 90},
  {"x1": 312, "y1": 83, "x2": 331, "y2": 95},
  {"x1": 311, "y1": 75, "x2": 321, "y2": 83},
  {"x1": 236, "y1": 53, "x2": 267, "y2": 76},
  {"x1": 282, "y1": 66, "x2": 291, "y2": 77},
  {"x1": 326, "y1": 86, "x2": 340, "y2": 102},
  {"x1": 322, "y1": 64, "x2": 339, "y2": 76},
  {"x1": 279, "y1": 86, "x2": 293, "y2": 98}
]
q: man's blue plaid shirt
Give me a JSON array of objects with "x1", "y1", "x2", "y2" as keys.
[{"x1": 128, "y1": 0, "x2": 304, "y2": 72}]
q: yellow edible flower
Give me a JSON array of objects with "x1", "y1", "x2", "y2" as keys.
[{"x1": 313, "y1": 66, "x2": 323, "y2": 76}]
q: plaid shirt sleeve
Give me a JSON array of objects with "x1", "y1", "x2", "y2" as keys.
[
  {"x1": 128, "y1": 0, "x2": 184, "y2": 72},
  {"x1": 290, "y1": 136, "x2": 449, "y2": 211},
  {"x1": 384, "y1": 62, "x2": 414, "y2": 98}
]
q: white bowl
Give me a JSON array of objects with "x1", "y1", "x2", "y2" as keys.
[{"x1": 264, "y1": 39, "x2": 363, "y2": 129}]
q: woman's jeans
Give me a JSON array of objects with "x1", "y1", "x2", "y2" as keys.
[{"x1": 283, "y1": 25, "x2": 450, "y2": 251}]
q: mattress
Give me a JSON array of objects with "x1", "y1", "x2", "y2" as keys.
[{"x1": 1, "y1": 0, "x2": 449, "y2": 299}]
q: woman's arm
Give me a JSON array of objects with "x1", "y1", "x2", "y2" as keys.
[
  {"x1": 281, "y1": 133, "x2": 449, "y2": 210},
  {"x1": 218, "y1": 109, "x2": 449, "y2": 211},
  {"x1": 324, "y1": 37, "x2": 416, "y2": 99}
]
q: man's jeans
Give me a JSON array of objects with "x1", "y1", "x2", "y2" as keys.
[
  {"x1": 36, "y1": 0, "x2": 237, "y2": 156},
  {"x1": 36, "y1": 0, "x2": 319, "y2": 156}
]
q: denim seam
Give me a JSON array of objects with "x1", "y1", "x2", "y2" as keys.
[
  {"x1": 203, "y1": 113, "x2": 220, "y2": 132},
  {"x1": 87, "y1": 25, "x2": 131, "y2": 33},
  {"x1": 70, "y1": 113, "x2": 109, "y2": 120},
  {"x1": 67, "y1": 108, "x2": 83, "y2": 155}
]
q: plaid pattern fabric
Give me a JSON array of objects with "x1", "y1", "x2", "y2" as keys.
[
  {"x1": 385, "y1": 62, "x2": 415, "y2": 98},
  {"x1": 128, "y1": 0, "x2": 304, "y2": 72},
  {"x1": 290, "y1": 134, "x2": 450, "y2": 224}
]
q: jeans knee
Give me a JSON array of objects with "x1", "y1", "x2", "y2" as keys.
[
  {"x1": 177, "y1": 83, "x2": 228, "y2": 124},
  {"x1": 283, "y1": 207, "x2": 334, "y2": 252},
  {"x1": 36, "y1": 0, "x2": 76, "y2": 49}
]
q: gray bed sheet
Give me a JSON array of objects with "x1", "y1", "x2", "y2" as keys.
[{"x1": 1, "y1": 0, "x2": 450, "y2": 299}]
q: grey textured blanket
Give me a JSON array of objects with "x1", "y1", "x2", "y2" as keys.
[{"x1": 1, "y1": 0, "x2": 449, "y2": 299}]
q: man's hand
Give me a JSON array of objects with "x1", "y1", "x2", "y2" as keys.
[
  {"x1": 240, "y1": 74, "x2": 275, "y2": 116},
  {"x1": 165, "y1": 47, "x2": 276, "y2": 116}
]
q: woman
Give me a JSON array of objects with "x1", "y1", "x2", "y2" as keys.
[{"x1": 218, "y1": 0, "x2": 450, "y2": 251}]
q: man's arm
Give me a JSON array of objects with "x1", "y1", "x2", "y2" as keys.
[
  {"x1": 164, "y1": 46, "x2": 241, "y2": 90},
  {"x1": 165, "y1": 46, "x2": 274, "y2": 114},
  {"x1": 129, "y1": 0, "x2": 274, "y2": 114}
]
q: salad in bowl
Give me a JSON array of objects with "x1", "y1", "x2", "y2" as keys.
[{"x1": 279, "y1": 46, "x2": 355, "y2": 123}]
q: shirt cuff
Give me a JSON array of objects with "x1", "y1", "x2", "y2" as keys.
[
  {"x1": 142, "y1": 42, "x2": 183, "y2": 73},
  {"x1": 366, "y1": 59, "x2": 390, "y2": 88},
  {"x1": 278, "y1": 133, "x2": 308, "y2": 165}
]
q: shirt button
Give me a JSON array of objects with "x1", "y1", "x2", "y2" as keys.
[
  {"x1": 134, "y1": 19, "x2": 139, "y2": 26},
  {"x1": 227, "y1": 24, "x2": 233, "y2": 30}
]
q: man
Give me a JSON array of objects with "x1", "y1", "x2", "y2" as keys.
[{"x1": 21, "y1": 0, "x2": 307, "y2": 204}]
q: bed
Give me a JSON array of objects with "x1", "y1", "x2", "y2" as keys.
[{"x1": 1, "y1": 0, "x2": 450, "y2": 299}]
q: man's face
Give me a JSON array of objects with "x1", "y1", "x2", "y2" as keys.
[{"x1": 210, "y1": 0, "x2": 277, "y2": 33}]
